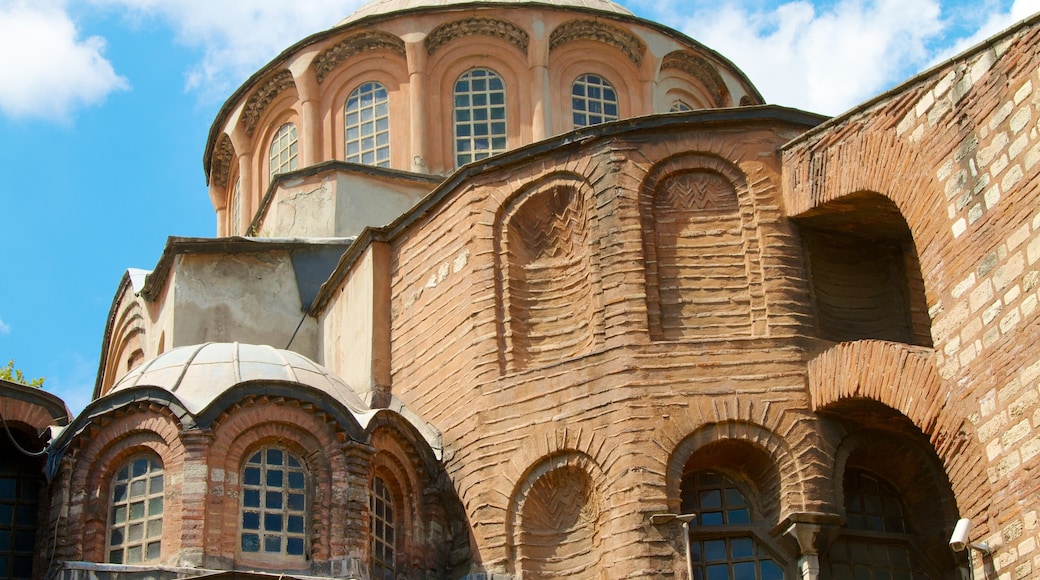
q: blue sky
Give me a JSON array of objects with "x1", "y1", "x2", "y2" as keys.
[{"x1": 0, "y1": 0, "x2": 1037, "y2": 414}]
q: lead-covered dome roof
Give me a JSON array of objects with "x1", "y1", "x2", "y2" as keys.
[
  {"x1": 340, "y1": 0, "x2": 633, "y2": 24},
  {"x1": 109, "y1": 342, "x2": 367, "y2": 415}
]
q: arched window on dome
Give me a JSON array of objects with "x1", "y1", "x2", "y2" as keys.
[
  {"x1": 680, "y1": 471, "x2": 784, "y2": 580},
  {"x1": 823, "y1": 469, "x2": 934, "y2": 578},
  {"x1": 571, "y1": 74, "x2": 618, "y2": 128},
  {"x1": 670, "y1": 99, "x2": 693, "y2": 112},
  {"x1": 453, "y1": 68, "x2": 507, "y2": 167},
  {"x1": 229, "y1": 176, "x2": 242, "y2": 235},
  {"x1": 345, "y1": 82, "x2": 390, "y2": 167},
  {"x1": 107, "y1": 455, "x2": 164, "y2": 565},
  {"x1": 371, "y1": 476, "x2": 395, "y2": 580},
  {"x1": 240, "y1": 447, "x2": 308, "y2": 561},
  {"x1": 269, "y1": 123, "x2": 298, "y2": 182}
]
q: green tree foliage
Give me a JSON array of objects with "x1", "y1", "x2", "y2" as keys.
[{"x1": 0, "y1": 360, "x2": 44, "y2": 388}]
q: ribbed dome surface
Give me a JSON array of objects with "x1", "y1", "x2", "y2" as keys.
[
  {"x1": 340, "y1": 0, "x2": 633, "y2": 24},
  {"x1": 109, "y1": 343, "x2": 367, "y2": 415}
]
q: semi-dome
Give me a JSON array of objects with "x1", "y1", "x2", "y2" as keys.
[
  {"x1": 109, "y1": 342, "x2": 367, "y2": 415},
  {"x1": 339, "y1": 0, "x2": 633, "y2": 24}
]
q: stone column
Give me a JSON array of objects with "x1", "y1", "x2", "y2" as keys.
[
  {"x1": 294, "y1": 65, "x2": 322, "y2": 167},
  {"x1": 236, "y1": 153, "x2": 254, "y2": 234},
  {"x1": 406, "y1": 39, "x2": 429, "y2": 173},
  {"x1": 786, "y1": 522, "x2": 822, "y2": 580},
  {"x1": 527, "y1": 27, "x2": 551, "y2": 140}
]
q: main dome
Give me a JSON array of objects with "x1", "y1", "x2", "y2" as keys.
[{"x1": 339, "y1": 0, "x2": 634, "y2": 24}]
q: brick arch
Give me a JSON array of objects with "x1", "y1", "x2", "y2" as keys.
[
  {"x1": 666, "y1": 421, "x2": 805, "y2": 523},
  {"x1": 70, "y1": 410, "x2": 185, "y2": 564},
  {"x1": 808, "y1": 340, "x2": 989, "y2": 526},
  {"x1": 639, "y1": 152, "x2": 766, "y2": 339},
  {"x1": 493, "y1": 171, "x2": 604, "y2": 372},
  {"x1": 505, "y1": 450, "x2": 609, "y2": 578},
  {"x1": 659, "y1": 50, "x2": 730, "y2": 107},
  {"x1": 369, "y1": 428, "x2": 424, "y2": 574},
  {"x1": 208, "y1": 401, "x2": 347, "y2": 569}
]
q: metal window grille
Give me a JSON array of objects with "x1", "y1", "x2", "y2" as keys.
[
  {"x1": 571, "y1": 74, "x2": 618, "y2": 128},
  {"x1": 108, "y1": 457, "x2": 164, "y2": 565},
  {"x1": 240, "y1": 448, "x2": 308, "y2": 558},
  {"x1": 453, "y1": 68, "x2": 507, "y2": 167},
  {"x1": 371, "y1": 477, "x2": 395, "y2": 580},
  {"x1": 346, "y1": 82, "x2": 391, "y2": 167},
  {"x1": 269, "y1": 123, "x2": 299, "y2": 181}
]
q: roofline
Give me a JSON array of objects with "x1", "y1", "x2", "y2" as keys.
[
  {"x1": 0, "y1": 379, "x2": 71, "y2": 426},
  {"x1": 93, "y1": 270, "x2": 134, "y2": 400},
  {"x1": 202, "y1": 2, "x2": 765, "y2": 180},
  {"x1": 309, "y1": 105, "x2": 827, "y2": 314},
  {"x1": 783, "y1": 10, "x2": 1040, "y2": 151}
]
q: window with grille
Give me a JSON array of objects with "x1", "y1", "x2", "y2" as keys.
[
  {"x1": 571, "y1": 74, "x2": 618, "y2": 128},
  {"x1": 269, "y1": 123, "x2": 298, "y2": 181},
  {"x1": 108, "y1": 456, "x2": 164, "y2": 565},
  {"x1": 346, "y1": 82, "x2": 390, "y2": 167},
  {"x1": 240, "y1": 448, "x2": 308, "y2": 559},
  {"x1": 681, "y1": 471, "x2": 784, "y2": 580},
  {"x1": 0, "y1": 434, "x2": 43, "y2": 579},
  {"x1": 230, "y1": 177, "x2": 242, "y2": 235},
  {"x1": 453, "y1": 68, "x2": 507, "y2": 167},
  {"x1": 670, "y1": 99, "x2": 693, "y2": 112},
  {"x1": 824, "y1": 469, "x2": 932, "y2": 580},
  {"x1": 370, "y1": 477, "x2": 395, "y2": 580}
]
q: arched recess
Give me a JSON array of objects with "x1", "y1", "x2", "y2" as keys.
[
  {"x1": 494, "y1": 172, "x2": 603, "y2": 373},
  {"x1": 71, "y1": 408, "x2": 185, "y2": 565},
  {"x1": 639, "y1": 153, "x2": 764, "y2": 340},
  {"x1": 817, "y1": 399, "x2": 963, "y2": 578},
  {"x1": 793, "y1": 191, "x2": 932, "y2": 346},
  {"x1": 102, "y1": 297, "x2": 147, "y2": 397},
  {"x1": 506, "y1": 451, "x2": 608, "y2": 578},
  {"x1": 548, "y1": 38, "x2": 641, "y2": 133},
  {"x1": 657, "y1": 50, "x2": 731, "y2": 109}
]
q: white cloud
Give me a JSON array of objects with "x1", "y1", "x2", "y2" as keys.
[
  {"x1": 644, "y1": 0, "x2": 946, "y2": 115},
  {"x1": 87, "y1": 0, "x2": 366, "y2": 98},
  {"x1": 0, "y1": 317, "x2": 9, "y2": 335},
  {"x1": 0, "y1": 1, "x2": 128, "y2": 121},
  {"x1": 936, "y1": 0, "x2": 1040, "y2": 61}
]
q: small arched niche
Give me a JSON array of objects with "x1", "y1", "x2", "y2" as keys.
[{"x1": 793, "y1": 191, "x2": 932, "y2": 347}]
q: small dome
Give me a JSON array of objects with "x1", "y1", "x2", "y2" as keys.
[
  {"x1": 339, "y1": 0, "x2": 634, "y2": 25},
  {"x1": 109, "y1": 343, "x2": 367, "y2": 415}
]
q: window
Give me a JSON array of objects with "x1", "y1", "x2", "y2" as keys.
[
  {"x1": 230, "y1": 177, "x2": 242, "y2": 235},
  {"x1": 571, "y1": 74, "x2": 618, "y2": 128},
  {"x1": 346, "y1": 82, "x2": 390, "y2": 167},
  {"x1": 670, "y1": 99, "x2": 693, "y2": 112},
  {"x1": 0, "y1": 435, "x2": 44, "y2": 578},
  {"x1": 240, "y1": 448, "x2": 307, "y2": 559},
  {"x1": 108, "y1": 456, "x2": 164, "y2": 565},
  {"x1": 454, "y1": 68, "x2": 507, "y2": 167},
  {"x1": 269, "y1": 123, "x2": 298, "y2": 181},
  {"x1": 824, "y1": 469, "x2": 932, "y2": 579},
  {"x1": 371, "y1": 477, "x2": 395, "y2": 580},
  {"x1": 681, "y1": 471, "x2": 784, "y2": 580}
]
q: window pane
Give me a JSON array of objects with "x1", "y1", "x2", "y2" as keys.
[
  {"x1": 571, "y1": 74, "x2": 619, "y2": 128},
  {"x1": 240, "y1": 447, "x2": 307, "y2": 560},
  {"x1": 345, "y1": 82, "x2": 391, "y2": 167},
  {"x1": 453, "y1": 68, "x2": 507, "y2": 167},
  {"x1": 108, "y1": 457, "x2": 163, "y2": 564}
]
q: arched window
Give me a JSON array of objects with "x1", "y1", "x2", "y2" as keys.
[
  {"x1": 108, "y1": 456, "x2": 164, "y2": 565},
  {"x1": 269, "y1": 123, "x2": 298, "y2": 182},
  {"x1": 230, "y1": 177, "x2": 242, "y2": 235},
  {"x1": 371, "y1": 476, "x2": 395, "y2": 580},
  {"x1": 345, "y1": 82, "x2": 390, "y2": 167},
  {"x1": 0, "y1": 431, "x2": 44, "y2": 578},
  {"x1": 670, "y1": 99, "x2": 693, "y2": 112},
  {"x1": 571, "y1": 74, "x2": 618, "y2": 128},
  {"x1": 824, "y1": 469, "x2": 932, "y2": 579},
  {"x1": 240, "y1": 447, "x2": 308, "y2": 560},
  {"x1": 681, "y1": 471, "x2": 784, "y2": 580},
  {"x1": 453, "y1": 68, "x2": 507, "y2": 167}
]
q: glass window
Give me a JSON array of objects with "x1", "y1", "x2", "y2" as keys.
[
  {"x1": 454, "y1": 68, "x2": 508, "y2": 167},
  {"x1": 823, "y1": 469, "x2": 931, "y2": 579},
  {"x1": 571, "y1": 74, "x2": 619, "y2": 128},
  {"x1": 230, "y1": 177, "x2": 242, "y2": 235},
  {"x1": 240, "y1": 448, "x2": 308, "y2": 559},
  {"x1": 681, "y1": 471, "x2": 784, "y2": 580},
  {"x1": 269, "y1": 123, "x2": 299, "y2": 181},
  {"x1": 670, "y1": 99, "x2": 693, "y2": 112},
  {"x1": 371, "y1": 477, "x2": 395, "y2": 580},
  {"x1": 108, "y1": 456, "x2": 164, "y2": 565},
  {"x1": 345, "y1": 82, "x2": 390, "y2": 167},
  {"x1": 0, "y1": 435, "x2": 43, "y2": 579}
]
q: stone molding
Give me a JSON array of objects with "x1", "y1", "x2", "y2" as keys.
[
  {"x1": 313, "y1": 30, "x2": 407, "y2": 84},
  {"x1": 425, "y1": 17, "x2": 529, "y2": 55},
  {"x1": 242, "y1": 70, "x2": 297, "y2": 136},
  {"x1": 211, "y1": 134, "x2": 235, "y2": 189},
  {"x1": 661, "y1": 50, "x2": 729, "y2": 107},
  {"x1": 549, "y1": 19, "x2": 645, "y2": 66}
]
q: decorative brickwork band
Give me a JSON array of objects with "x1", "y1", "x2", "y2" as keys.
[
  {"x1": 211, "y1": 135, "x2": 235, "y2": 189},
  {"x1": 425, "y1": 18, "x2": 529, "y2": 56},
  {"x1": 313, "y1": 31, "x2": 407, "y2": 84},
  {"x1": 242, "y1": 70, "x2": 297, "y2": 135},
  {"x1": 549, "y1": 20, "x2": 645, "y2": 66},
  {"x1": 661, "y1": 51, "x2": 730, "y2": 107}
]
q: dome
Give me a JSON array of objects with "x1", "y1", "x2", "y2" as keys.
[
  {"x1": 109, "y1": 342, "x2": 368, "y2": 415},
  {"x1": 339, "y1": 0, "x2": 634, "y2": 24}
]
